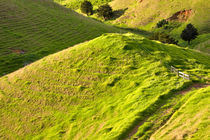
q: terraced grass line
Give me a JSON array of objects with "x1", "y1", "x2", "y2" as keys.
[
  {"x1": 0, "y1": 0, "x2": 122, "y2": 76},
  {"x1": 151, "y1": 86, "x2": 210, "y2": 140},
  {"x1": 126, "y1": 83, "x2": 209, "y2": 140}
]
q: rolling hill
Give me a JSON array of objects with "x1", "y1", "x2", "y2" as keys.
[
  {"x1": 54, "y1": 0, "x2": 210, "y2": 33},
  {"x1": 111, "y1": 0, "x2": 210, "y2": 53},
  {"x1": 111, "y1": 0, "x2": 210, "y2": 33},
  {"x1": 55, "y1": 0, "x2": 210, "y2": 53},
  {"x1": 0, "y1": 0, "x2": 210, "y2": 139},
  {"x1": 0, "y1": 0, "x2": 121, "y2": 76},
  {"x1": 0, "y1": 33, "x2": 209, "y2": 139}
]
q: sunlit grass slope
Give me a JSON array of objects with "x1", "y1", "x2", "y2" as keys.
[
  {"x1": 0, "y1": 0, "x2": 120, "y2": 76},
  {"x1": 111, "y1": 0, "x2": 210, "y2": 52},
  {"x1": 111, "y1": 0, "x2": 210, "y2": 33},
  {"x1": 151, "y1": 86, "x2": 210, "y2": 140},
  {"x1": 54, "y1": 0, "x2": 210, "y2": 33},
  {"x1": 54, "y1": 0, "x2": 210, "y2": 53},
  {"x1": 0, "y1": 33, "x2": 209, "y2": 139}
]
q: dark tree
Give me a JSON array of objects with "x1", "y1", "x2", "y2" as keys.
[
  {"x1": 97, "y1": 4, "x2": 113, "y2": 20},
  {"x1": 181, "y1": 24, "x2": 198, "y2": 45},
  {"x1": 156, "y1": 19, "x2": 169, "y2": 28},
  {"x1": 80, "y1": 1, "x2": 93, "y2": 16}
]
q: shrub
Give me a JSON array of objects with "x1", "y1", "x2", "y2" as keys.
[
  {"x1": 80, "y1": 1, "x2": 93, "y2": 16},
  {"x1": 157, "y1": 19, "x2": 169, "y2": 28},
  {"x1": 150, "y1": 32, "x2": 178, "y2": 45},
  {"x1": 181, "y1": 24, "x2": 198, "y2": 45},
  {"x1": 97, "y1": 4, "x2": 113, "y2": 20},
  {"x1": 163, "y1": 22, "x2": 181, "y2": 31}
]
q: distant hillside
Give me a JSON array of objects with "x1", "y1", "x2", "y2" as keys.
[
  {"x1": 111, "y1": 0, "x2": 210, "y2": 53},
  {"x1": 0, "y1": 33, "x2": 209, "y2": 139},
  {"x1": 54, "y1": 0, "x2": 210, "y2": 33},
  {"x1": 0, "y1": 0, "x2": 120, "y2": 76},
  {"x1": 111, "y1": 0, "x2": 210, "y2": 33},
  {"x1": 55, "y1": 0, "x2": 210, "y2": 53}
]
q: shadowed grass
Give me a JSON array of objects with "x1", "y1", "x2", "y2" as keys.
[{"x1": 0, "y1": 0, "x2": 122, "y2": 76}]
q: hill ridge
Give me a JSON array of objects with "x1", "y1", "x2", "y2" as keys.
[{"x1": 0, "y1": 33, "x2": 209, "y2": 139}]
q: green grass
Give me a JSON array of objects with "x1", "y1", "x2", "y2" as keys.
[
  {"x1": 0, "y1": 33, "x2": 209, "y2": 139},
  {"x1": 1, "y1": 0, "x2": 209, "y2": 139},
  {"x1": 0, "y1": 0, "x2": 121, "y2": 76},
  {"x1": 151, "y1": 86, "x2": 210, "y2": 140},
  {"x1": 54, "y1": 0, "x2": 210, "y2": 53},
  {"x1": 111, "y1": 0, "x2": 210, "y2": 53},
  {"x1": 111, "y1": 0, "x2": 210, "y2": 52},
  {"x1": 111, "y1": 0, "x2": 210, "y2": 33},
  {"x1": 129, "y1": 83, "x2": 209, "y2": 140},
  {"x1": 151, "y1": 23, "x2": 210, "y2": 53},
  {"x1": 188, "y1": 33, "x2": 210, "y2": 53}
]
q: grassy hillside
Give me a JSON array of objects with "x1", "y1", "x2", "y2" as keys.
[
  {"x1": 151, "y1": 86, "x2": 210, "y2": 140},
  {"x1": 54, "y1": 0, "x2": 210, "y2": 33},
  {"x1": 0, "y1": 33, "x2": 209, "y2": 139},
  {"x1": 111, "y1": 0, "x2": 210, "y2": 32},
  {"x1": 111, "y1": 0, "x2": 210, "y2": 53},
  {"x1": 54, "y1": 0, "x2": 210, "y2": 53},
  {"x1": 0, "y1": 0, "x2": 120, "y2": 76}
]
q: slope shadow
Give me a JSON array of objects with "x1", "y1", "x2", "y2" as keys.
[
  {"x1": 117, "y1": 26, "x2": 152, "y2": 37},
  {"x1": 92, "y1": 8, "x2": 128, "y2": 20},
  {"x1": 112, "y1": 8, "x2": 128, "y2": 20}
]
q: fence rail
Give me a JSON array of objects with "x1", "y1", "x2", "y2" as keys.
[
  {"x1": 170, "y1": 66, "x2": 190, "y2": 80},
  {"x1": 136, "y1": 42, "x2": 191, "y2": 81}
]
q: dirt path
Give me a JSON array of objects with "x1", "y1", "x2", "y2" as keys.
[
  {"x1": 177, "y1": 83, "x2": 209, "y2": 95},
  {"x1": 124, "y1": 83, "x2": 209, "y2": 140},
  {"x1": 125, "y1": 120, "x2": 146, "y2": 140}
]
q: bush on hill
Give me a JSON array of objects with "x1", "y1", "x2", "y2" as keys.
[
  {"x1": 163, "y1": 22, "x2": 181, "y2": 31},
  {"x1": 156, "y1": 19, "x2": 169, "y2": 28},
  {"x1": 150, "y1": 32, "x2": 178, "y2": 45},
  {"x1": 80, "y1": 0, "x2": 93, "y2": 16},
  {"x1": 97, "y1": 4, "x2": 113, "y2": 20},
  {"x1": 181, "y1": 24, "x2": 198, "y2": 45}
]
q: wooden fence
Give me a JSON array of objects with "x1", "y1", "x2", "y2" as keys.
[{"x1": 170, "y1": 66, "x2": 190, "y2": 80}]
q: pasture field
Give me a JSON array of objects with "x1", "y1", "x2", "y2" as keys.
[
  {"x1": 0, "y1": 0, "x2": 120, "y2": 76},
  {"x1": 0, "y1": 33, "x2": 209, "y2": 139}
]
